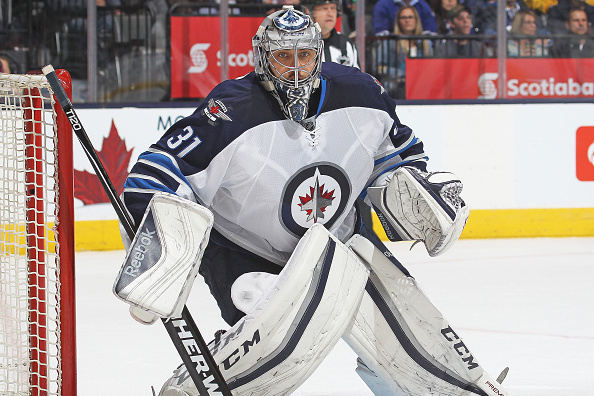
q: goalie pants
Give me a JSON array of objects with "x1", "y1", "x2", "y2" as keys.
[
  {"x1": 199, "y1": 203, "x2": 369, "y2": 327},
  {"x1": 199, "y1": 229, "x2": 283, "y2": 326}
]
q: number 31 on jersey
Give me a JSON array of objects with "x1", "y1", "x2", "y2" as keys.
[{"x1": 167, "y1": 126, "x2": 201, "y2": 158}]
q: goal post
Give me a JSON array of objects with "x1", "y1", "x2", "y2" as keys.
[{"x1": 0, "y1": 70, "x2": 76, "y2": 395}]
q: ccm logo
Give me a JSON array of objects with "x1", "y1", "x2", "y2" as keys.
[
  {"x1": 220, "y1": 330, "x2": 261, "y2": 370},
  {"x1": 441, "y1": 326, "x2": 479, "y2": 370}
]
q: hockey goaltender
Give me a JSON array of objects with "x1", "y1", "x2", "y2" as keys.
[{"x1": 112, "y1": 6, "x2": 512, "y2": 396}]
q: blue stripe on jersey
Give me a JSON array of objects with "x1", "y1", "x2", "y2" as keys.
[
  {"x1": 360, "y1": 157, "x2": 429, "y2": 199},
  {"x1": 316, "y1": 77, "x2": 327, "y2": 117},
  {"x1": 124, "y1": 176, "x2": 175, "y2": 195},
  {"x1": 375, "y1": 137, "x2": 418, "y2": 166},
  {"x1": 137, "y1": 150, "x2": 192, "y2": 190}
]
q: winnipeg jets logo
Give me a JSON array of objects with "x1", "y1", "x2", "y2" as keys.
[
  {"x1": 298, "y1": 173, "x2": 335, "y2": 223},
  {"x1": 203, "y1": 98, "x2": 232, "y2": 123},
  {"x1": 274, "y1": 9, "x2": 309, "y2": 32},
  {"x1": 281, "y1": 163, "x2": 351, "y2": 237}
]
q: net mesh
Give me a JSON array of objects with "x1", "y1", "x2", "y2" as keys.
[{"x1": 0, "y1": 73, "x2": 62, "y2": 396}]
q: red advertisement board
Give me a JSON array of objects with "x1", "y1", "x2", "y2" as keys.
[
  {"x1": 406, "y1": 58, "x2": 594, "y2": 100},
  {"x1": 576, "y1": 126, "x2": 594, "y2": 182},
  {"x1": 170, "y1": 16, "x2": 262, "y2": 99}
]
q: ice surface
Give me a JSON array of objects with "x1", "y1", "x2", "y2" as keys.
[{"x1": 76, "y1": 237, "x2": 594, "y2": 395}]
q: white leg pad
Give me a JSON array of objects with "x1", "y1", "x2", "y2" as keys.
[
  {"x1": 160, "y1": 224, "x2": 369, "y2": 396},
  {"x1": 343, "y1": 234, "x2": 511, "y2": 396}
]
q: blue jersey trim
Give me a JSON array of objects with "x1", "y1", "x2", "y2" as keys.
[
  {"x1": 139, "y1": 151, "x2": 192, "y2": 188},
  {"x1": 124, "y1": 177, "x2": 175, "y2": 194},
  {"x1": 316, "y1": 77, "x2": 327, "y2": 117},
  {"x1": 361, "y1": 157, "x2": 429, "y2": 199},
  {"x1": 374, "y1": 137, "x2": 418, "y2": 166}
]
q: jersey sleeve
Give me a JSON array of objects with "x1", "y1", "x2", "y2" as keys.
[
  {"x1": 121, "y1": 79, "x2": 256, "y2": 230},
  {"x1": 356, "y1": 73, "x2": 428, "y2": 189},
  {"x1": 321, "y1": 64, "x2": 429, "y2": 192}
]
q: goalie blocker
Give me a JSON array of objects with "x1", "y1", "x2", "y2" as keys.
[
  {"x1": 367, "y1": 166, "x2": 469, "y2": 257},
  {"x1": 113, "y1": 193, "x2": 214, "y2": 321}
]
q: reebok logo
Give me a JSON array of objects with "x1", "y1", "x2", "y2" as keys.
[
  {"x1": 576, "y1": 127, "x2": 594, "y2": 181},
  {"x1": 123, "y1": 228, "x2": 157, "y2": 277}
]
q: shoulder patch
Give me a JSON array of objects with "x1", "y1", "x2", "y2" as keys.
[{"x1": 203, "y1": 98, "x2": 232, "y2": 124}]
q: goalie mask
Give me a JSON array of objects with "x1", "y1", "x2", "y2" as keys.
[{"x1": 252, "y1": 6, "x2": 323, "y2": 122}]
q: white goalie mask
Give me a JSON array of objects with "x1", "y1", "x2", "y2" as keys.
[{"x1": 252, "y1": 6, "x2": 323, "y2": 122}]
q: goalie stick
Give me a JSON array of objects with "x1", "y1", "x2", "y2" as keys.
[{"x1": 42, "y1": 65, "x2": 232, "y2": 396}]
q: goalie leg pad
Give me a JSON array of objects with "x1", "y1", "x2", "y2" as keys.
[
  {"x1": 160, "y1": 224, "x2": 370, "y2": 396},
  {"x1": 113, "y1": 193, "x2": 214, "y2": 319},
  {"x1": 343, "y1": 233, "x2": 511, "y2": 396},
  {"x1": 367, "y1": 166, "x2": 469, "y2": 256}
]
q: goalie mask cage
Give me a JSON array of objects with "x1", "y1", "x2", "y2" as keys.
[{"x1": 0, "y1": 71, "x2": 76, "y2": 395}]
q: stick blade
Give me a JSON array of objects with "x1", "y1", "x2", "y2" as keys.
[{"x1": 496, "y1": 367, "x2": 509, "y2": 384}]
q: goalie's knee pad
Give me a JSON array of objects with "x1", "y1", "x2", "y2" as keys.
[
  {"x1": 367, "y1": 166, "x2": 469, "y2": 257},
  {"x1": 160, "y1": 224, "x2": 369, "y2": 396},
  {"x1": 343, "y1": 233, "x2": 511, "y2": 396}
]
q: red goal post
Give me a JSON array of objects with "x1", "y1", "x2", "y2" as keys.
[{"x1": 0, "y1": 70, "x2": 76, "y2": 395}]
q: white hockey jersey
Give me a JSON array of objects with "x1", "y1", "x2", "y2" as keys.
[{"x1": 122, "y1": 63, "x2": 427, "y2": 265}]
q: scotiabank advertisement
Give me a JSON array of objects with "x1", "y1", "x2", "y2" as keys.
[
  {"x1": 406, "y1": 58, "x2": 594, "y2": 100},
  {"x1": 170, "y1": 16, "x2": 262, "y2": 99}
]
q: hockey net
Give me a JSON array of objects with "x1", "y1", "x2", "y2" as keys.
[{"x1": 0, "y1": 71, "x2": 75, "y2": 396}]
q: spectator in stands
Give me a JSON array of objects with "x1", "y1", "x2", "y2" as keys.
[
  {"x1": 303, "y1": 0, "x2": 359, "y2": 67},
  {"x1": 435, "y1": 4, "x2": 492, "y2": 56},
  {"x1": 372, "y1": 0, "x2": 438, "y2": 35},
  {"x1": 508, "y1": 9, "x2": 549, "y2": 55},
  {"x1": 550, "y1": 8, "x2": 594, "y2": 56},
  {"x1": 547, "y1": 0, "x2": 594, "y2": 34},
  {"x1": 431, "y1": 0, "x2": 459, "y2": 33},
  {"x1": 391, "y1": 5, "x2": 434, "y2": 97},
  {"x1": 474, "y1": 0, "x2": 543, "y2": 34}
]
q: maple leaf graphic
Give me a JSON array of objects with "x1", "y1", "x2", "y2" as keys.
[
  {"x1": 298, "y1": 177, "x2": 335, "y2": 223},
  {"x1": 74, "y1": 120, "x2": 133, "y2": 205}
]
